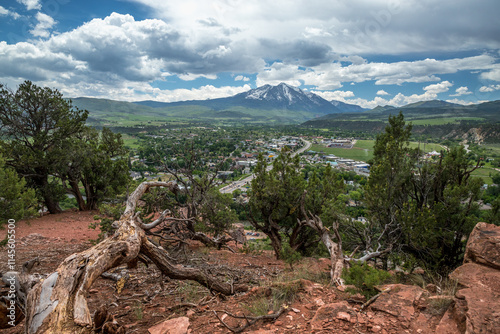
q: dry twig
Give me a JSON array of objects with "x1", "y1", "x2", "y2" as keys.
[{"x1": 213, "y1": 305, "x2": 288, "y2": 333}]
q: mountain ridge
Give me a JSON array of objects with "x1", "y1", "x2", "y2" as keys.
[
  {"x1": 70, "y1": 83, "x2": 499, "y2": 125},
  {"x1": 133, "y1": 83, "x2": 366, "y2": 115}
]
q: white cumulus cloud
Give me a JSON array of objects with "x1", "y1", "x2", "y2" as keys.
[
  {"x1": 479, "y1": 84, "x2": 500, "y2": 92},
  {"x1": 450, "y1": 86, "x2": 472, "y2": 96},
  {"x1": 0, "y1": 6, "x2": 20, "y2": 19},
  {"x1": 235, "y1": 75, "x2": 250, "y2": 81},
  {"x1": 424, "y1": 81, "x2": 453, "y2": 95},
  {"x1": 16, "y1": 0, "x2": 41, "y2": 11},
  {"x1": 30, "y1": 12, "x2": 56, "y2": 38}
]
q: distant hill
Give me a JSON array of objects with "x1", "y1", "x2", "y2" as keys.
[
  {"x1": 71, "y1": 83, "x2": 366, "y2": 125},
  {"x1": 302, "y1": 100, "x2": 500, "y2": 143},
  {"x1": 403, "y1": 100, "x2": 462, "y2": 109},
  {"x1": 133, "y1": 83, "x2": 366, "y2": 122}
]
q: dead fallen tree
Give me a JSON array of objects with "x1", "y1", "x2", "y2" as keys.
[{"x1": 24, "y1": 181, "x2": 248, "y2": 334}]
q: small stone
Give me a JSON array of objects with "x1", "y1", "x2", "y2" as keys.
[
  {"x1": 371, "y1": 325, "x2": 382, "y2": 333},
  {"x1": 314, "y1": 298, "x2": 325, "y2": 307},
  {"x1": 425, "y1": 283, "x2": 438, "y2": 293},
  {"x1": 413, "y1": 267, "x2": 425, "y2": 275},
  {"x1": 291, "y1": 307, "x2": 300, "y2": 313},
  {"x1": 148, "y1": 316, "x2": 190, "y2": 334},
  {"x1": 336, "y1": 312, "x2": 351, "y2": 322}
]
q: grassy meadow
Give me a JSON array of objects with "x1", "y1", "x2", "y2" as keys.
[{"x1": 310, "y1": 140, "x2": 444, "y2": 162}]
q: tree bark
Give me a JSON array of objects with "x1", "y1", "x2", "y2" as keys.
[
  {"x1": 141, "y1": 238, "x2": 247, "y2": 295},
  {"x1": 34, "y1": 174, "x2": 62, "y2": 214},
  {"x1": 299, "y1": 214, "x2": 344, "y2": 284},
  {"x1": 299, "y1": 192, "x2": 344, "y2": 284},
  {"x1": 68, "y1": 179, "x2": 86, "y2": 211},
  {"x1": 24, "y1": 181, "x2": 245, "y2": 334}
]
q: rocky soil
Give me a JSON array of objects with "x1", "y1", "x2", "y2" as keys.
[{"x1": 1, "y1": 212, "x2": 499, "y2": 333}]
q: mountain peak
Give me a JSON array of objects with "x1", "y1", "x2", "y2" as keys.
[{"x1": 243, "y1": 83, "x2": 302, "y2": 102}]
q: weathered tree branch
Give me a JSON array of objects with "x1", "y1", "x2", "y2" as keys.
[
  {"x1": 140, "y1": 238, "x2": 248, "y2": 294},
  {"x1": 24, "y1": 181, "x2": 245, "y2": 334}
]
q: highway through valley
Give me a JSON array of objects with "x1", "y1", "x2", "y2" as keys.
[{"x1": 220, "y1": 139, "x2": 311, "y2": 194}]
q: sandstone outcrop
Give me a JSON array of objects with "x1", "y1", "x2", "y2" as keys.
[{"x1": 449, "y1": 222, "x2": 500, "y2": 333}]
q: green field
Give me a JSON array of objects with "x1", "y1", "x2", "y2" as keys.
[
  {"x1": 310, "y1": 140, "x2": 444, "y2": 162},
  {"x1": 409, "y1": 117, "x2": 485, "y2": 125},
  {"x1": 122, "y1": 134, "x2": 141, "y2": 150},
  {"x1": 471, "y1": 166, "x2": 500, "y2": 185}
]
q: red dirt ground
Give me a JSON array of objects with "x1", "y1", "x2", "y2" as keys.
[{"x1": 0, "y1": 211, "x2": 448, "y2": 334}]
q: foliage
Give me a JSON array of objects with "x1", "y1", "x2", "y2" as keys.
[
  {"x1": 0, "y1": 81, "x2": 88, "y2": 213},
  {"x1": 280, "y1": 241, "x2": 302, "y2": 269},
  {"x1": 0, "y1": 154, "x2": 37, "y2": 227},
  {"x1": 0, "y1": 81, "x2": 130, "y2": 214},
  {"x1": 342, "y1": 262, "x2": 392, "y2": 298},
  {"x1": 248, "y1": 148, "x2": 305, "y2": 258},
  {"x1": 91, "y1": 203, "x2": 125, "y2": 243},
  {"x1": 60, "y1": 127, "x2": 131, "y2": 210},
  {"x1": 249, "y1": 149, "x2": 345, "y2": 259},
  {"x1": 239, "y1": 238, "x2": 272, "y2": 255},
  {"x1": 361, "y1": 112, "x2": 482, "y2": 273},
  {"x1": 197, "y1": 188, "x2": 238, "y2": 237}
]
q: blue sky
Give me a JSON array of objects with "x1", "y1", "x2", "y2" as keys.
[{"x1": 1, "y1": 0, "x2": 500, "y2": 108}]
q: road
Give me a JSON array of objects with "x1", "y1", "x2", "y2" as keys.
[{"x1": 220, "y1": 138, "x2": 312, "y2": 194}]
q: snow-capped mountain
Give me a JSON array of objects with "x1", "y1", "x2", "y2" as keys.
[
  {"x1": 229, "y1": 83, "x2": 365, "y2": 114},
  {"x1": 136, "y1": 83, "x2": 364, "y2": 115},
  {"x1": 243, "y1": 83, "x2": 320, "y2": 105},
  {"x1": 129, "y1": 83, "x2": 365, "y2": 123}
]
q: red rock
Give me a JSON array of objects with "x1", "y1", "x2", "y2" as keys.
[
  {"x1": 314, "y1": 298, "x2": 325, "y2": 307},
  {"x1": 336, "y1": 311, "x2": 351, "y2": 322},
  {"x1": 448, "y1": 223, "x2": 500, "y2": 334},
  {"x1": 413, "y1": 267, "x2": 425, "y2": 275},
  {"x1": 425, "y1": 283, "x2": 438, "y2": 293},
  {"x1": 310, "y1": 301, "x2": 356, "y2": 331},
  {"x1": 371, "y1": 325, "x2": 382, "y2": 333},
  {"x1": 409, "y1": 313, "x2": 434, "y2": 334},
  {"x1": 435, "y1": 308, "x2": 460, "y2": 334},
  {"x1": 369, "y1": 284, "x2": 426, "y2": 320},
  {"x1": 148, "y1": 316, "x2": 190, "y2": 334},
  {"x1": 464, "y1": 222, "x2": 500, "y2": 270}
]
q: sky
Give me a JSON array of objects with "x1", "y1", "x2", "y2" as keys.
[{"x1": 1, "y1": 0, "x2": 500, "y2": 108}]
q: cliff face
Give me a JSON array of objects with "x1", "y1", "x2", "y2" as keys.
[{"x1": 449, "y1": 222, "x2": 500, "y2": 333}]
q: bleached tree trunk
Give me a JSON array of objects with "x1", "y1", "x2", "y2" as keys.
[
  {"x1": 298, "y1": 192, "x2": 344, "y2": 285},
  {"x1": 24, "y1": 181, "x2": 247, "y2": 334},
  {"x1": 298, "y1": 213, "x2": 345, "y2": 285}
]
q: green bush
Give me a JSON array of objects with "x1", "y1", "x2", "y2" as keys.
[
  {"x1": 280, "y1": 241, "x2": 302, "y2": 269},
  {"x1": 90, "y1": 203, "x2": 124, "y2": 243},
  {"x1": 342, "y1": 262, "x2": 392, "y2": 298},
  {"x1": 240, "y1": 238, "x2": 273, "y2": 255},
  {"x1": 59, "y1": 196, "x2": 78, "y2": 210}
]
